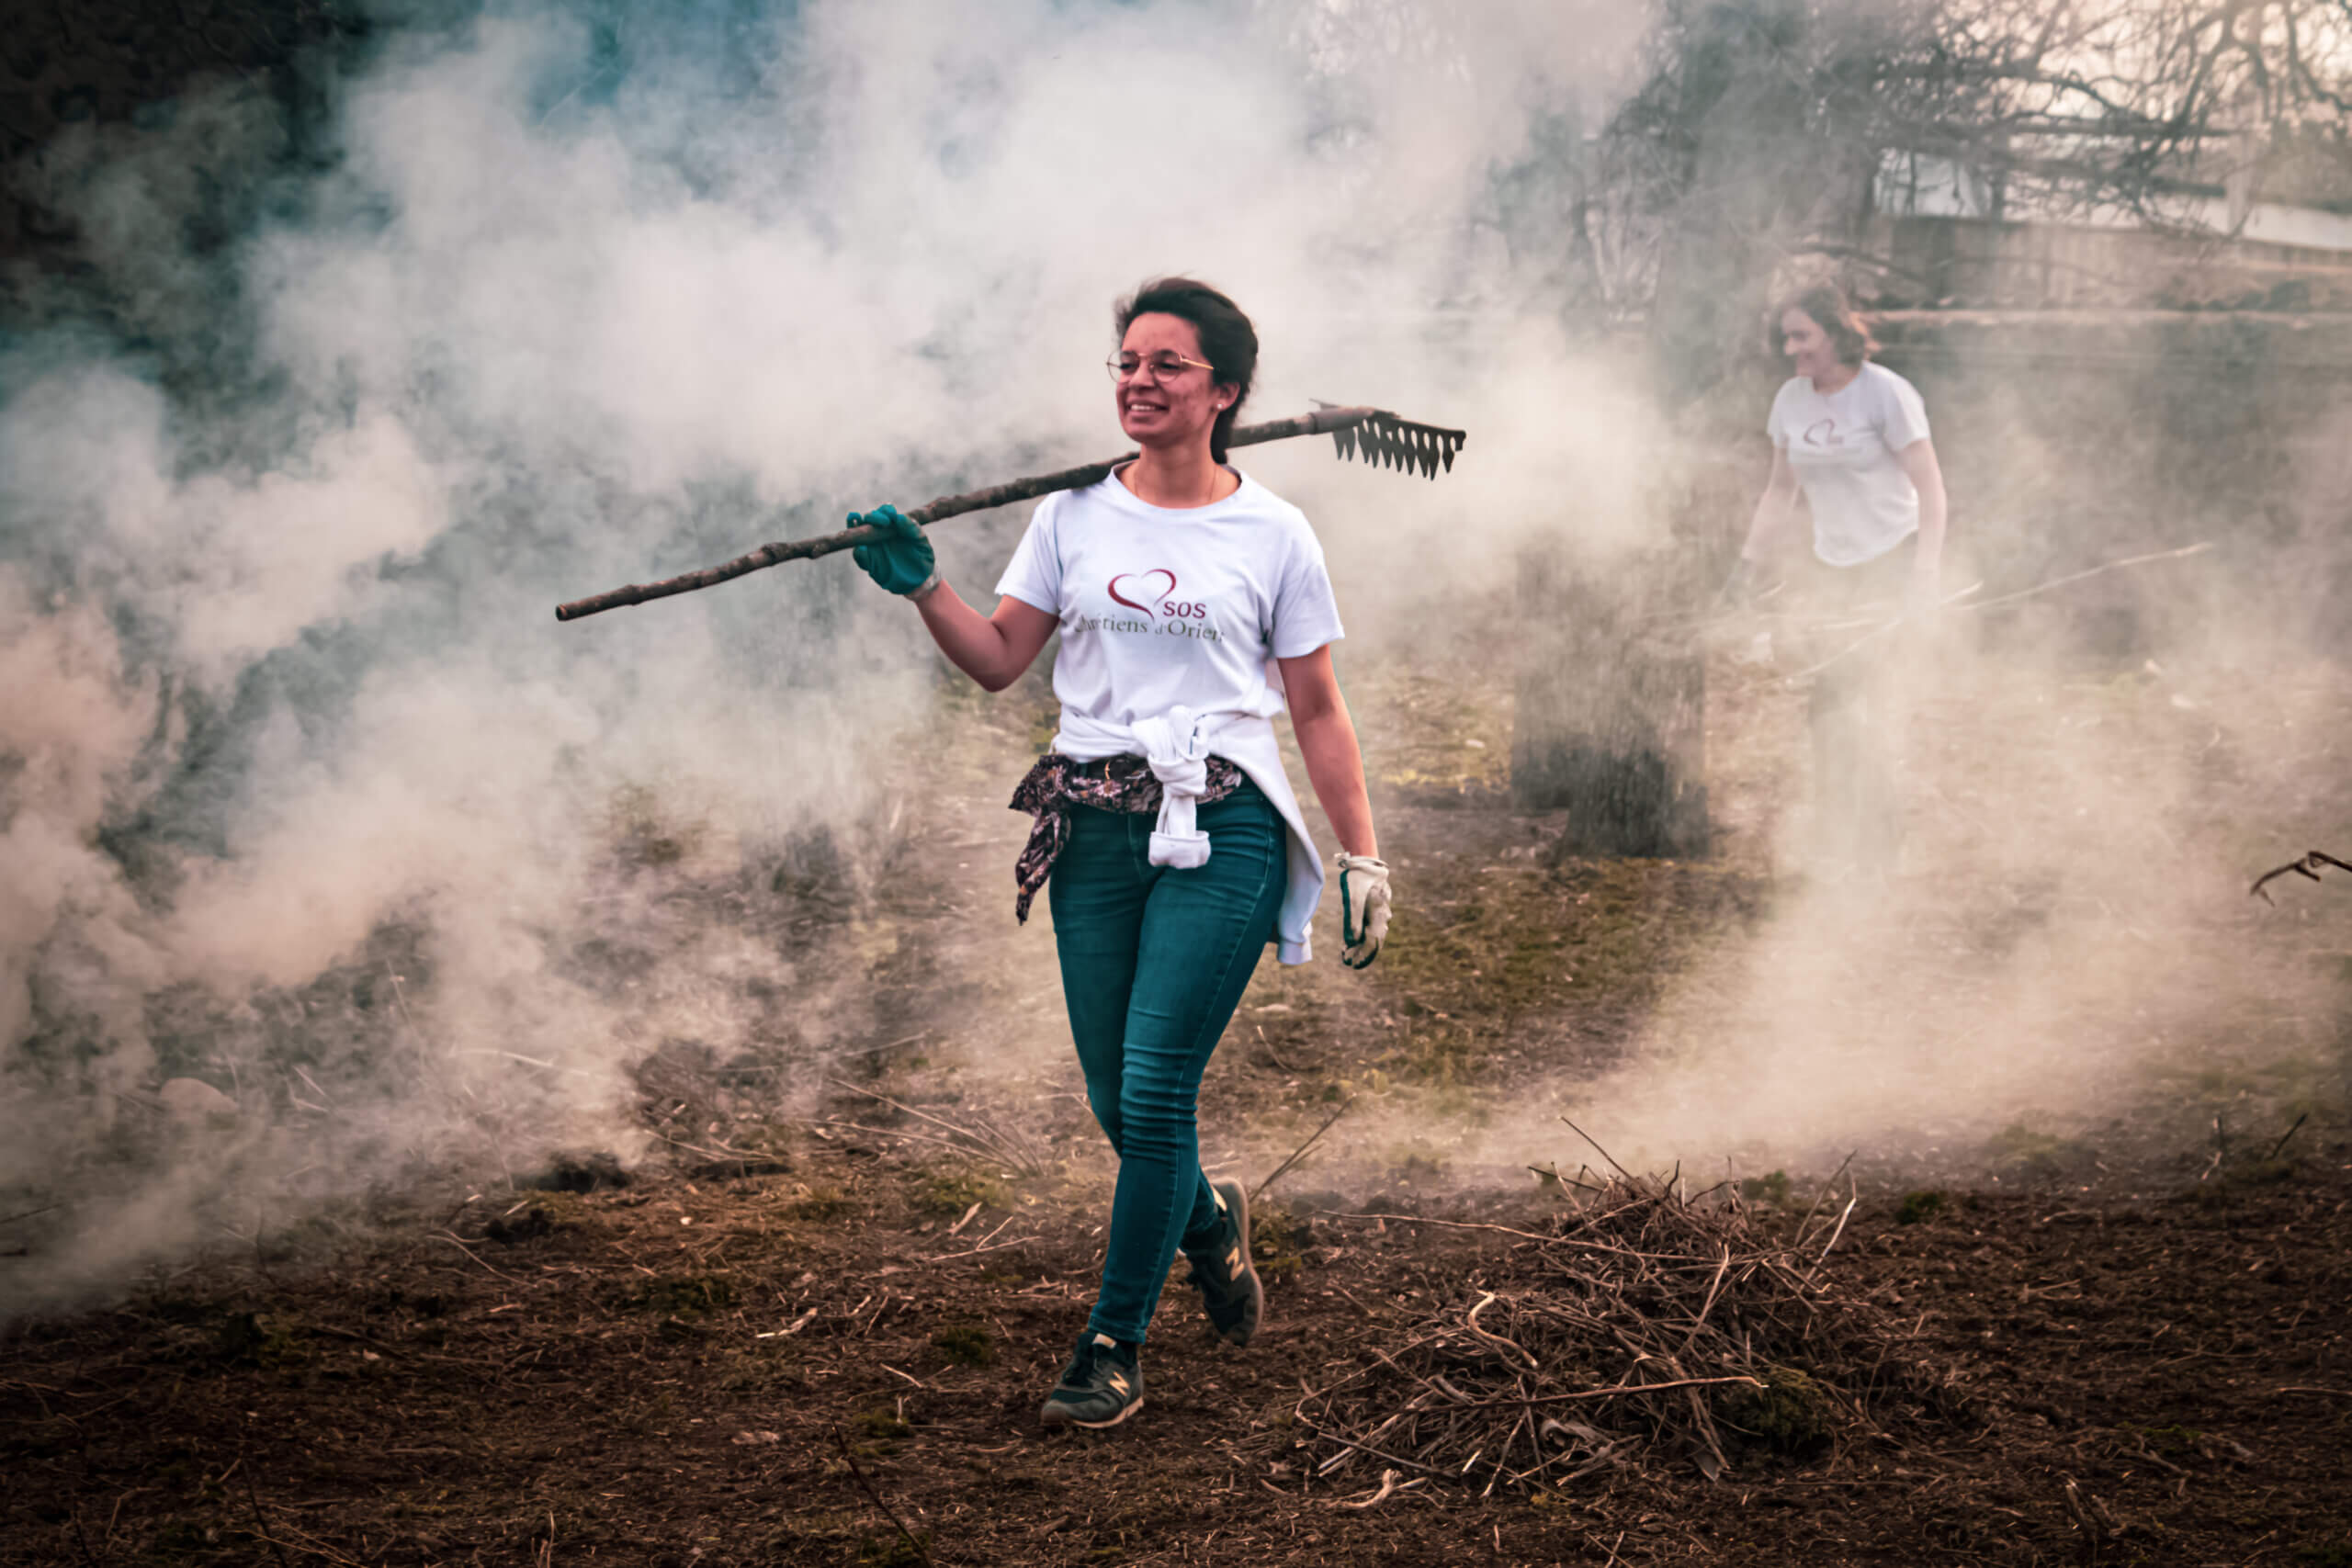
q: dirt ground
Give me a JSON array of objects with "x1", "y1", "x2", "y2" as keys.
[{"x1": 6, "y1": 603, "x2": 2352, "y2": 1567}]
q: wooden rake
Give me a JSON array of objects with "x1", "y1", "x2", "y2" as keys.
[{"x1": 554, "y1": 404, "x2": 1466, "y2": 622}]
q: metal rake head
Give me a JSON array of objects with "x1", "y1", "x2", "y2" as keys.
[{"x1": 1330, "y1": 410, "x2": 1467, "y2": 479}]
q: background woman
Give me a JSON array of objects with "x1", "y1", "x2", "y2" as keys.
[
  {"x1": 1726, "y1": 281, "x2": 1950, "y2": 871},
  {"x1": 845, "y1": 276, "x2": 1391, "y2": 1429}
]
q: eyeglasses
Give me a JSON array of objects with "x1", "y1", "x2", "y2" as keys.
[{"x1": 1106, "y1": 351, "x2": 1214, "y2": 383}]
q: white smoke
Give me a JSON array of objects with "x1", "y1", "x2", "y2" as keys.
[{"x1": 0, "y1": 0, "x2": 1652, "y2": 1311}]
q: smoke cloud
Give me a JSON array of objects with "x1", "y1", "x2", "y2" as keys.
[
  {"x1": 14, "y1": 0, "x2": 2337, "y2": 1316},
  {"x1": 0, "y1": 0, "x2": 1651, "y2": 1312}
]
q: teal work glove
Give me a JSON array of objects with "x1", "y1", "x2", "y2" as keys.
[{"x1": 848, "y1": 505, "x2": 939, "y2": 597}]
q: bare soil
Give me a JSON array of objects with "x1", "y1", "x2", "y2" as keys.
[
  {"x1": 6, "y1": 614, "x2": 2352, "y2": 1567},
  {"x1": 3, "y1": 1138, "x2": 2348, "y2": 1566}
]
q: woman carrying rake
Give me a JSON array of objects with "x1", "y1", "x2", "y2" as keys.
[{"x1": 846, "y1": 277, "x2": 1392, "y2": 1429}]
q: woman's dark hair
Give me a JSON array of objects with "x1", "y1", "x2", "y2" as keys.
[
  {"x1": 1115, "y1": 276, "x2": 1257, "y2": 462},
  {"x1": 1776, "y1": 282, "x2": 1877, "y2": 366}
]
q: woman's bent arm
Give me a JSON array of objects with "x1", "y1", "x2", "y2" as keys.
[
  {"x1": 1277, "y1": 647, "x2": 1378, "y2": 859},
  {"x1": 1896, "y1": 438, "x2": 1948, "y2": 599},
  {"x1": 913, "y1": 587, "x2": 1059, "y2": 693}
]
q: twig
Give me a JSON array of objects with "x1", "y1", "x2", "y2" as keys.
[
  {"x1": 1962, "y1": 540, "x2": 2214, "y2": 616},
  {"x1": 435, "y1": 1232, "x2": 524, "y2": 1284},
  {"x1": 1804, "y1": 1184, "x2": 1860, "y2": 1284},
  {"x1": 922, "y1": 1236, "x2": 1033, "y2": 1264},
  {"x1": 237, "y1": 1423, "x2": 295, "y2": 1568},
  {"x1": 1558, "y1": 1117, "x2": 1640, "y2": 1185},
  {"x1": 0, "y1": 1202, "x2": 62, "y2": 1228},
  {"x1": 1336, "y1": 1469, "x2": 1421, "y2": 1508},
  {"x1": 791, "y1": 1118, "x2": 997, "y2": 1158},
  {"x1": 1792, "y1": 1152, "x2": 1859, "y2": 1247},
  {"x1": 2267, "y1": 1113, "x2": 2310, "y2": 1161},
  {"x1": 1256, "y1": 1025, "x2": 1302, "y2": 1074},
  {"x1": 824, "y1": 1079, "x2": 1043, "y2": 1176},
  {"x1": 650, "y1": 1129, "x2": 781, "y2": 1167},
  {"x1": 1289, "y1": 1417, "x2": 1450, "y2": 1478},
  {"x1": 2250, "y1": 851, "x2": 2352, "y2": 904},
  {"x1": 67, "y1": 1506, "x2": 102, "y2": 1568},
  {"x1": 831, "y1": 1427, "x2": 934, "y2": 1566},
  {"x1": 1251, "y1": 1097, "x2": 1355, "y2": 1202},
  {"x1": 832, "y1": 1032, "x2": 932, "y2": 1061},
  {"x1": 1318, "y1": 1211, "x2": 1558, "y2": 1243},
  {"x1": 1465, "y1": 1292, "x2": 1543, "y2": 1371},
  {"x1": 1439, "y1": 1375, "x2": 1767, "y2": 1412},
  {"x1": 1786, "y1": 544, "x2": 2213, "y2": 684}
]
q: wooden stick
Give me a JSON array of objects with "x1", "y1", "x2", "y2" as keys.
[
  {"x1": 1438, "y1": 1374, "x2": 1767, "y2": 1412},
  {"x1": 831, "y1": 1427, "x2": 934, "y2": 1566},
  {"x1": 556, "y1": 405, "x2": 1461, "y2": 621},
  {"x1": 1786, "y1": 541, "x2": 2215, "y2": 683},
  {"x1": 1250, "y1": 1095, "x2": 1355, "y2": 1203}
]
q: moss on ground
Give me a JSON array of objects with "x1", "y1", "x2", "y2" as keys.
[{"x1": 1719, "y1": 1364, "x2": 1839, "y2": 1458}]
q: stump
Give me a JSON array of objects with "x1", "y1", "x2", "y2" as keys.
[{"x1": 1510, "y1": 545, "x2": 1710, "y2": 858}]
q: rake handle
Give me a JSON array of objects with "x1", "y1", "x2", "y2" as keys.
[{"x1": 554, "y1": 405, "x2": 1416, "y2": 622}]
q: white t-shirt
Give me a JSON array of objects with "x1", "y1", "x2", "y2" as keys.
[
  {"x1": 995, "y1": 467, "x2": 1345, "y2": 963},
  {"x1": 1768, "y1": 362, "x2": 1931, "y2": 567}
]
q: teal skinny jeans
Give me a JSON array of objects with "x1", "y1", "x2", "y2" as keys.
[{"x1": 1047, "y1": 778, "x2": 1285, "y2": 1345}]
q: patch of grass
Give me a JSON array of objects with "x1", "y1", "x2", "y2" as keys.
[
  {"x1": 1718, "y1": 1364, "x2": 1839, "y2": 1458},
  {"x1": 931, "y1": 1322, "x2": 996, "y2": 1367},
  {"x1": 1250, "y1": 1201, "x2": 1306, "y2": 1283},
  {"x1": 1984, "y1": 1122, "x2": 2095, "y2": 1180},
  {"x1": 1363, "y1": 857, "x2": 1770, "y2": 1087},
  {"x1": 1740, "y1": 1170, "x2": 1792, "y2": 1207},
  {"x1": 910, "y1": 1167, "x2": 1008, "y2": 1219},
  {"x1": 781, "y1": 1183, "x2": 851, "y2": 1221},
  {"x1": 712, "y1": 1343, "x2": 803, "y2": 1393},
  {"x1": 2130, "y1": 1424, "x2": 2203, "y2": 1459},
  {"x1": 1895, "y1": 1189, "x2": 1949, "y2": 1225},
  {"x1": 856, "y1": 1533, "x2": 934, "y2": 1567},
  {"x1": 1386, "y1": 1149, "x2": 1445, "y2": 1184},
  {"x1": 606, "y1": 782, "x2": 705, "y2": 867},
  {"x1": 854, "y1": 1405, "x2": 911, "y2": 1441},
  {"x1": 215, "y1": 1311, "x2": 303, "y2": 1368},
  {"x1": 624, "y1": 1274, "x2": 737, "y2": 1315},
  {"x1": 2220, "y1": 1156, "x2": 2298, "y2": 1188}
]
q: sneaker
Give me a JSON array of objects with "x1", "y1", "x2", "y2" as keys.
[
  {"x1": 1185, "y1": 1179, "x2": 1263, "y2": 1348},
  {"x1": 1039, "y1": 1332, "x2": 1145, "y2": 1429}
]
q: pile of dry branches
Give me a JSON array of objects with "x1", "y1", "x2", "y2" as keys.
[{"x1": 1294, "y1": 1156, "x2": 1914, "y2": 1497}]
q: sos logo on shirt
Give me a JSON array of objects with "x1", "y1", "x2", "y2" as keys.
[
  {"x1": 1079, "y1": 569, "x2": 1223, "y2": 643},
  {"x1": 1107, "y1": 570, "x2": 1206, "y2": 622}
]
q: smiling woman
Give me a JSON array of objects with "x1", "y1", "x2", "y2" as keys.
[
  {"x1": 1724, "y1": 280, "x2": 1951, "y2": 872},
  {"x1": 842, "y1": 276, "x2": 1392, "y2": 1434}
]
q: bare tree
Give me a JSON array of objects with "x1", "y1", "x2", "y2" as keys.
[{"x1": 1593, "y1": 0, "x2": 2352, "y2": 389}]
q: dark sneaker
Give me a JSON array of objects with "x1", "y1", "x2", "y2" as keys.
[
  {"x1": 1185, "y1": 1179, "x2": 1263, "y2": 1348},
  {"x1": 1039, "y1": 1332, "x2": 1145, "y2": 1429}
]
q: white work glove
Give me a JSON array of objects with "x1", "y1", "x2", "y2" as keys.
[{"x1": 1335, "y1": 852, "x2": 1391, "y2": 970}]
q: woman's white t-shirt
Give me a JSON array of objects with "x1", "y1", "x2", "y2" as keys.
[
  {"x1": 994, "y1": 467, "x2": 1344, "y2": 963},
  {"x1": 1768, "y1": 362, "x2": 1931, "y2": 567}
]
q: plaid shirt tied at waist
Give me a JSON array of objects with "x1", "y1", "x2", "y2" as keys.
[{"x1": 1008, "y1": 751, "x2": 1247, "y2": 924}]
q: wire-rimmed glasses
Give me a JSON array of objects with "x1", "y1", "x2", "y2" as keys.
[{"x1": 1106, "y1": 351, "x2": 1214, "y2": 383}]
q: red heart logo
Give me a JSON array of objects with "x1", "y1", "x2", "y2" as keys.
[{"x1": 1108, "y1": 569, "x2": 1176, "y2": 616}]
